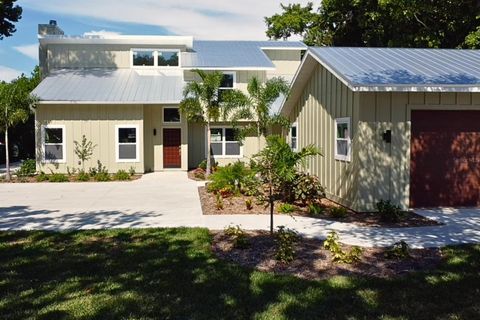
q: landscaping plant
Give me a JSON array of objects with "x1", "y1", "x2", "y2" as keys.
[
  {"x1": 17, "y1": 159, "x2": 36, "y2": 177},
  {"x1": 73, "y1": 135, "x2": 96, "y2": 171},
  {"x1": 215, "y1": 193, "x2": 224, "y2": 210},
  {"x1": 323, "y1": 231, "x2": 363, "y2": 264},
  {"x1": 275, "y1": 226, "x2": 298, "y2": 263},
  {"x1": 245, "y1": 198, "x2": 253, "y2": 210},
  {"x1": 76, "y1": 170, "x2": 90, "y2": 182},
  {"x1": 36, "y1": 171, "x2": 48, "y2": 182},
  {"x1": 329, "y1": 206, "x2": 348, "y2": 219},
  {"x1": 129, "y1": 166, "x2": 136, "y2": 176},
  {"x1": 293, "y1": 172, "x2": 325, "y2": 205},
  {"x1": 224, "y1": 225, "x2": 249, "y2": 249},
  {"x1": 207, "y1": 161, "x2": 257, "y2": 195},
  {"x1": 48, "y1": 173, "x2": 69, "y2": 183},
  {"x1": 376, "y1": 199, "x2": 404, "y2": 222},
  {"x1": 308, "y1": 203, "x2": 324, "y2": 215},
  {"x1": 114, "y1": 170, "x2": 130, "y2": 181},
  {"x1": 385, "y1": 240, "x2": 411, "y2": 260},
  {"x1": 278, "y1": 203, "x2": 295, "y2": 214}
]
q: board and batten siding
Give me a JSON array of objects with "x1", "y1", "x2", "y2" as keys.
[
  {"x1": 35, "y1": 104, "x2": 144, "y2": 173},
  {"x1": 289, "y1": 64, "x2": 361, "y2": 209}
]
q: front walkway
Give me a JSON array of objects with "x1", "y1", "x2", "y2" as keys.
[{"x1": 0, "y1": 172, "x2": 479, "y2": 248}]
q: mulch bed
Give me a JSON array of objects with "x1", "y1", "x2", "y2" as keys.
[
  {"x1": 1, "y1": 175, "x2": 142, "y2": 183},
  {"x1": 199, "y1": 186, "x2": 441, "y2": 228},
  {"x1": 212, "y1": 230, "x2": 443, "y2": 280}
]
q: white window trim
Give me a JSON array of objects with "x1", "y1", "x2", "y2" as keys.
[
  {"x1": 334, "y1": 117, "x2": 351, "y2": 162},
  {"x1": 41, "y1": 124, "x2": 66, "y2": 163},
  {"x1": 115, "y1": 124, "x2": 140, "y2": 163},
  {"x1": 130, "y1": 48, "x2": 181, "y2": 68},
  {"x1": 162, "y1": 107, "x2": 181, "y2": 124},
  {"x1": 219, "y1": 71, "x2": 236, "y2": 90},
  {"x1": 206, "y1": 126, "x2": 243, "y2": 159},
  {"x1": 290, "y1": 122, "x2": 298, "y2": 151}
]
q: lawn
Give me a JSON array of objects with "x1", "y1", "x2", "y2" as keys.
[{"x1": 0, "y1": 228, "x2": 479, "y2": 320}]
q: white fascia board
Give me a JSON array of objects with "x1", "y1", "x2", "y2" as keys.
[
  {"x1": 260, "y1": 46, "x2": 307, "y2": 50},
  {"x1": 354, "y1": 84, "x2": 480, "y2": 92},
  {"x1": 37, "y1": 100, "x2": 182, "y2": 105},
  {"x1": 181, "y1": 66, "x2": 275, "y2": 71}
]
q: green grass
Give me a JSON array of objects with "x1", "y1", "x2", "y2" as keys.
[{"x1": 0, "y1": 228, "x2": 479, "y2": 320}]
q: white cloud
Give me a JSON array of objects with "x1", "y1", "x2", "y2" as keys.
[
  {"x1": 83, "y1": 29, "x2": 122, "y2": 37},
  {"x1": 0, "y1": 65, "x2": 24, "y2": 82},
  {"x1": 13, "y1": 44, "x2": 38, "y2": 61},
  {"x1": 21, "y1": 0, "x2": 313, "y2": 40}
]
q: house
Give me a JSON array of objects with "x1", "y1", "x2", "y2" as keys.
[
  {"x1": 32, "y1": 21, "x2": 306, "y2": 173},
  {"x1": 281, "y1": 47, "x2": 480, "y2": 211}
]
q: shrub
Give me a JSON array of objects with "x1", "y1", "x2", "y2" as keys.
[
  {"x1": 198, "y1": 159, "x2": 218, "y2": 172},
  {"x1": 245, "y1": 198, "x2": 253, "y2": 210},
  {"x1": 293, "y1": 173, "x2": 326, "y2": 205},
  {"x1": 215, "y1": 193, "x2": 224, "y2": 210},
  {"x1": 114, "y1": 170, "x2": 130, "y2": 181},
  {"x1": 323, "y1": 231, "x2": 363, "y2": 264},
  {"x1": 66, "y1": 167, "x2": 77, "y2": 177},
  {"x1": 278, "y1": 203, "x2": 295, "y2": 214},
  {"x1": 76, "y1": 170, "x2": 90, "y2": 182},
  {"x1": 376, "y1": 200, "x2": 404, "y2": 222},
  {"x1": 17, "y1": 159, "x2": 36, "y2": 177},
  {"x1": 329, "y1": 206, "x2": 348, "y2": 219},
  {"x1": 224, "y1": 225, "x2": 249, "y2": 249},
  {"x1": 129, "y1": 166, "x2": 136, "y2": 176},
  {"x1": 275, "y1": 226, "x2": 298, "y2": 263},
  {"x1": 94, "y1": 172, "x2": 110, "y2": 182},
  {"x1": 193, "y1": 168, "x2": 205, "y2": 180},
  {"x1": 207, "y1": 161, "x2": 256, "y2": 195},
  {"x1": 385, "y1": 241, "x2": 411, "y2": 259},
  {"x1": 88, "y1": 167, "x2": 97, "y2": 177},
  {"x1": 36, "y1": 171, "x2": 48, "y2": 182},
  {"x1": 308, "y1": 203, "x2": 324, "y2": 215},
  {"x1": 49, "y1": 173, "x2": 69, "y2": 182}
]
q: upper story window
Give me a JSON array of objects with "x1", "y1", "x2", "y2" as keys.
[
  {"x1": 218, "y1": 72, "x2": 235, "y2": 102},
  {"x1": 163, "y1": 107, "x2": 181, "y2": 123},
  {"x1": 131, "y1": 49, "x2": 179, "y2": 68}
]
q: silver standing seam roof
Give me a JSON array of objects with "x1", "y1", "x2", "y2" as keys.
[{"x1": 309, "y1": 47, "x2": 480, "y2": 91}]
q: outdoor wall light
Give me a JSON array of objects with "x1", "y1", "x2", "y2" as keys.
[
  {"x1": 382, "y1": 130, "x2": 391, "y2": 143},
  {"x1": 153, "y1": 128, "x2": 157, "y2": 136}
]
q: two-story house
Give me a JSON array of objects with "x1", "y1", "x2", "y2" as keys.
[{"x1": 32, "y1": 21, "x2": 306, "y2": 173}]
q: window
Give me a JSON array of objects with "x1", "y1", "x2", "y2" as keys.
[
  {"x1": 290, "y1": 123, "x2": 298, "y2": 151},
  {"x1": 335, "y1": 117, "x2": 351, "y2": 161},
  {"x1": 116, "y1": 125, "x2": 139, "y2": 162},
  {"x1": 209, "y1": 127, "x2": 241, "y2": 157},
  {"x1": 42, "y1": 125, "x2": 65, "y2": 162},
  {"x1": 218, "y1": 72, "x2": 235, "y2": 102},
  {"x1": 163, "y1": 108, "x2": 180, "y2": 123},
  {"x1": 131, "y1": 49, "x2": 179, "y2": 67}
]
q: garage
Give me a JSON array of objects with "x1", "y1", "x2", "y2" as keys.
[{"x1": 410, "y1": 110, "x2": 480, "y2": 207}]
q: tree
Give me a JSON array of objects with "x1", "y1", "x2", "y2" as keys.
[
  {"x1": 265, "y1": 1, "x2": 480, "y2": 48},
  {"x1": 0, "y1": 76, "x2": 37, "y2": 181},
  {"x1": 0, "y1": 0, "x2": 22, "y2": 39},
  {"x1": 179, "y1": 70, "x2": 244, "y2": 176},
  {"x1": 74, "y1": 135, "x2": 96, "y2": 171},
  {"x1": 251, "y1": 135, "x2": 320, "y2": 234},
  {"x1": 230, "y1": 76, "x2": 290, "y2": 152}
]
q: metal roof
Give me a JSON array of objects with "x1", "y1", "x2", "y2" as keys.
[
  {"x1": 309, "y1": 47, "x2": 480, "y2": 91},
  {"x1": 182, "y1": 40, "x2": 306, "y2": 69},
  {"x1": 32, "y1": 69, "x2": 184, "y2": 104}
]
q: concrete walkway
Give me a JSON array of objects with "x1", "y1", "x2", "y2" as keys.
[
  {"x1": 0, "y1": 161, "x2": 21, "y2": 178},
  {"x1": 0, "y1": 172, "x2": 479, "y2": 248}
]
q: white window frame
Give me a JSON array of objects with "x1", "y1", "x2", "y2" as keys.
[
  {"x1": 115, "y1": 124, "x2": 140, "y2": 163},
  {"x1": 206, "y1": 127, "x2": 243, "y2": 159},
  {"x1": 130, "y1": 48, "x2": 180, "y2": 68},
  {"x1": 334, "y1": 117, "x2": 351, "y2": 162},
  {"x1": 41, "y1": 124, "x2": 66, "y2": 163},
  {"x1": 290, "y1": 122, "x2": 298, "y2": 151},
  {"x1": 162, "y1": 107, "x2": 181, "y2": 124},
  {"x1": 219, "y1": 72, "x2": 236, "y2": 90}
]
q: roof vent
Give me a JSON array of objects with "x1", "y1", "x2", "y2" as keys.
[{"x1": 49, "y1": 20, "x2": 57, "y2": 26}]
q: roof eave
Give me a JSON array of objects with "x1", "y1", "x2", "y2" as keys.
[
  {"x1": 36, "y1": 100, "x2": 182, "y2": 105},
  {"x1": 353, "y1": 85, "x2": 480, "y2": 92}
]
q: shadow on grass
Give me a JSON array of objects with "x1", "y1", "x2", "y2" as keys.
[{"x1": 0, "y1": 228, "x2": 479, "y2": 319}]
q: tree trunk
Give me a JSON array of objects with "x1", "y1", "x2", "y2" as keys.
[
  {"x1": 269, "y1": 182, "x2": 274, "y2": 235},
  {"x1": 206, "y1": 120, "x2": 211, "y2": 177},
  {"x1": 5, "y1": 127, "x2": 10, "y2": 182},
  {"x1": 257, "y1": 122, "x2": 262, "y2": 152}
]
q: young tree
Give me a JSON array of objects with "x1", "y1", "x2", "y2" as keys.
[
  {"x1": 0, "y1": 76, "x2": 37, "y2": 181},
  {"x1": 179, "y1": 69, "x2": 244, "y2": 176},
  {"x1": 230, "y1": 76, "x2": 290, "y2": 152},
  {"x1": 251, "y1": 135, "x2": 320, "y2": 235},
  {"x1": 74, "y1": 135, "x2": 96, "y2": 171},
  {"x1": 0, "y1": 0, "x2": 22, "y2": 39}
]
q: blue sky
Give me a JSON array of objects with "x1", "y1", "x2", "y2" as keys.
[{"x1": 0, "y1": 0, "x2": 309, "y2": 82}]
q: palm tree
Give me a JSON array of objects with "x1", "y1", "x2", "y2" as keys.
[
  {"x1": 231, "y1": 76, "x2": 290, "y2": 152},
  {"x1": 0, "y1": 75, "x2": 38, "y2": 181},
  {"x1": 179, "y1": 70, "x2": 244, "y2": 176}
]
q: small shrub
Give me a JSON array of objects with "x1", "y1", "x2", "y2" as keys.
[
  {"x1": 323, "y1": 231, "x2": 363, "y2": 264},
  {"x1": 293, "y1": 173, "x2": 326, "y2": 205},
  {"x1": 88, "y1": 167, "x2": 97, "y2": 177},
  {"x1": 329, "y1": 206, "x2": 348, "y2": 219},
  {"x1": 96, "y1": 160, "x2": 108, "y2": 174},
  {"x1": 198, "y1": 160, "x2": 207, "y2": 170},
  {"x1": 308, "y1": 203, "x2": 324, "y2": 215},
  {"x1": 114, "y1": 170, "x2": 130, "y2": 181},
  {"x1": 129, "y1": 166, "x2": 136, "y2": 176},
  {"x1": 94, "y1": 172, "x2": 110, "y2": 182},
  {"x1": 218, "y1": 186, "x2": 234, "y2": 198},
  {"x1": 76, "y1": 170, "x2": 90, "y2": 182},
  {"x1": 193, "y1": 168, "x2": 205, "y2": 180},
  {"x1": 36, "y1": 171, "x2": 49, "y2": 182},
  {"x1": 207, "y1": 162, "x2": 255, "y2": 195},
  {"x1": 66, "y1": 166, "x2": 77, "y2": 177},
  {"x1": 245, "y1": 198, "x2": 253, "y2": 210},
  {"x1": 215, "y1": 193, "x2": 224, "y2": 210},
  {"x1": 17, "y1": 159, "x2": 36, "y2": 177},
  {"x1": 385, "y1": 241, "x2": 411, "y2": 260},
  {"x1": 278, "y1": 203, "x2": 295, "y2": 214},
  {"x1": 224, "y1": 225, "x2": 249, "y2": 249},
  {"x1": 275, "y1": 226, "x2": 298, "y2": 263},
  {"x1": 376, "y1": 200, "x2": 404, "y2": 222},
  {"x1": 49, "y1": 173, "x2": 69, "y2": 183}
]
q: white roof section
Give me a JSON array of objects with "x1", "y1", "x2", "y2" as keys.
[
  {"x1": 309, "y1": 47, "x2": 480, "y2": 92},
  {"x1": 32, "y1": 69, "x2": 184, "y2": 104}
]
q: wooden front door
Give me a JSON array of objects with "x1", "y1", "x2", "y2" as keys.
[
  {"x1": 163, "y1": 128, "x2": 181, "y2": 168},
  {"x1": 410, "y1": 110, "x2": 480, "y2": 207}
]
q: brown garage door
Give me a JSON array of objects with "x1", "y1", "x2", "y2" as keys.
[{"x1": 410, "y1": 110, "x2": 480, "y2": 207}]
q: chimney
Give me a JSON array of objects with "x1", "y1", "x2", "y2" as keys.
[{"x1": 38, "y1": 20, "x2": 64, "y2": 36}]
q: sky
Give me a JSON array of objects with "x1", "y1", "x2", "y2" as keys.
[{"x1": 0, "y1": 0, "x2": 312, "y2": 82}]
